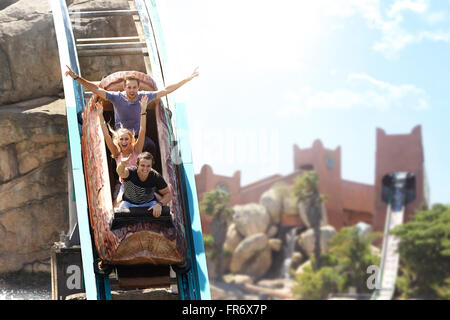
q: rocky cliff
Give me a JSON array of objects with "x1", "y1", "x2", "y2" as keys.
[{"x1": 0, "y1": 97, "x2": 68, "y2": 273}]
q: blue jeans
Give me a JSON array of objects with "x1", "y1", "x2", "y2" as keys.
[{"x1": 119, "y1": 200, "x2": 157, "y2": 209}]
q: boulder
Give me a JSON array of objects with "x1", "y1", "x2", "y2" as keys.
[
  {"x1": 295, "y1": 260, "x2": 311, "y2": 276},
  {"x1": 0, "y1": 1, "x2": 59, "y2": 105},
  {"x1": 230, "y1": 233, "x2": 272, "y2": 278},
  {"x1": 0, "y1": 0, "x2": 146, "y2": 105},
  {"x1": 259, "y1": 188, "x2": 282, "y2": 224},
  {"x1": 257, "y1": 278, "x2": 295, "y2": 292},
  {"x1": 267, "y1": 225, "x2": 278, "y2": 238},
  {"x1": 291, "y1": 251, "x2": 304, "y2": 269},
  {"x1": 268, "y1": 238, "x2": 282, "y2": 252},
  {"x1": 230, "y1": 233, "x2": 268, "y2": 271},
  {"x1": 232, "y1": 203, "x2": 270, "y2": 237},
  {"x1": 297, "y1": 225, "x2": 336, "y2": 258},
  {"x1": 223, "y1": 223, "x2": 243, "y2": 253},
  {"x1": 256, "y1": 279, "x2": 287, "y2": 290},
  {"x1": 223, "y1": 274, "x2": 253, "y2": 286},
  {"x1": 282, "y1": 195, "x2": 298, "y2": 216},
  {"x1": 244, "y1": 247, "x2": 272, "y2": 278}
]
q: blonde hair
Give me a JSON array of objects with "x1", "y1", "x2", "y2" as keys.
[{"x1": 108, "y1": 124, "x2": 136, "y2": 158}]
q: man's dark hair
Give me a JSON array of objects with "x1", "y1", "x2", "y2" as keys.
[
  {"x1": 137, "y1": 151, "x2": 153, "y2": 166},
  {"x1": 124, "y1": 75, "x2": 140, "y2": 86}
]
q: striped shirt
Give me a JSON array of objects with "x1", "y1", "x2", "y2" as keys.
[{"x1": 122, "y1": 167, "x2": 168, "y2": 205}]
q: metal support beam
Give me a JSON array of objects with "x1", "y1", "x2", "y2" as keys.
[
  {"x1": 78, "y1": 47, "x2": 148, "y2": 57},
  {"x1": 69, "y1": 9, "x2": 139, "y2": 17},
  {"x1": 77, "y1": 42, "x2": 146, "y2": 50},
  {"x1": 76, "y1": 36, "x2": 141, "y2": 44}
]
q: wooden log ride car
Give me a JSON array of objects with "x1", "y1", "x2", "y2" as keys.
[{"x1": 80, "y1": 71, "x2": 187, "y2": 266}]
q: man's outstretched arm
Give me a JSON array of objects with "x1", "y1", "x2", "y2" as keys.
[
  {"x1": 155, "y1": 67, "x2": 199, "y2": 100},
  {"x1": 65, "y1": 65, "x2": 107, "y2": 100}
]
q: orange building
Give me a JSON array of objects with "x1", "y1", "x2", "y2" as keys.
[{"x1": 195, "y1": 125, "x2": 428, "y2": 233}]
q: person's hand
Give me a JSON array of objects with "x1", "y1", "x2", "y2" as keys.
[
  {"x1": 139, "y1": 95, "x2": 149, "y2": 113},
  {"x1": 188, "y1": 67, "x2": 199, "y2": 81},
  {"x1": 95, "y1": 101, "x2": 104, "y2": 117},
  {"x1": 149, "y1": 202, "x2": 162, "y2": 218},
  {"x1": 120, "y1": 155, "x2": 130, "y2": 167},
  {"x1": 65, "y1": 65, "x2": 78, "y2": 79}
]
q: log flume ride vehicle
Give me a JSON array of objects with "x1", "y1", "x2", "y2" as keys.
[{"x1": 82, "y1": 71, "x2": 186, "y2": 268}]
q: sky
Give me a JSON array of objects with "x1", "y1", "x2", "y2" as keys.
[{"x1": 156, "y1": 0, "x2": 450, "y2": 205}]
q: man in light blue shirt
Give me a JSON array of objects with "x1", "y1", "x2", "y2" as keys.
[
  {"x1": 105, "y1": 89, "x2": 157, "y2": 137},
  {"x1": 65, "y1": 66, "x2": 199, "y2": 155}
]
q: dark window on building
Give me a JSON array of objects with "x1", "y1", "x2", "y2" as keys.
[
  {"x1": 216, "y1": 183, "x2": 230, "y2": 193},
  {"x1": 326, "y1": 156, "x2": 335, "y2": 169},
  {"x1": 300, "y1": 164, "x2": 314, "y2": 171}
]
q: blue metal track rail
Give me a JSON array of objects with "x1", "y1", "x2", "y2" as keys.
[{"x1": 50, "y1": 0, "x2": 99, "y2": 300}]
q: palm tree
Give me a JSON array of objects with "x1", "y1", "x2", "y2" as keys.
[
  {"x1": 292, "y1": 171, "x2": 325, "y2": 270},
  {"x1": 200, "y1": 189, "x2": 234, "y2": 280}
]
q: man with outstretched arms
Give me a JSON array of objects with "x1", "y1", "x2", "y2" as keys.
[{"x1": 65, "y1": 66, "x2": 199, "y2": 155}]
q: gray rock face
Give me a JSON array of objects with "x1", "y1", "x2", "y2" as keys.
[
  {"x1": 0, "y1": 0, "x2": 146, "y2": 105},
  {"x1": 0, "y1": 97, "x2": 69, "y2": 273},
  {"x1": 0, "y1": 1, "x2": 60, "y2": 104}
]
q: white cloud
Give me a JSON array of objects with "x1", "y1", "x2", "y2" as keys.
[
  {"x1": 418, "y1": 30, "x2": 450, "y2": 41},
  {"x1": 388, "y1": 0, "x2": 429, "y2": 17},
  {"x1": 369, "y1": 1, "x2": 448, "y2": 58},
  {"x1": 278, "y1": 73, "x2": 429, "y2": 116},
  {"x1": 311, "y1": 0, "x2": 448, "y2": 58},
  {"x1": 425, "y1": 11, "x2": 446, "y2": 25}
]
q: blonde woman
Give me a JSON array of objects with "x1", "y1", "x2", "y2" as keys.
[
  {"x1": 96, "y1": 95, "x2": 148, "y2": 166},
  {"x1": 96, "y1": 95, "x2": 148, "y2": 205}
]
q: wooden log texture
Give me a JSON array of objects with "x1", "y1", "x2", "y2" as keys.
[{"x1": 81, "y1": 71, "x2": 186, "y2": 265}]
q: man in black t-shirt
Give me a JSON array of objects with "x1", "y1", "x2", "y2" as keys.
[{"x1": 116, "y1": 152, "x2": 172, "y2": 217}]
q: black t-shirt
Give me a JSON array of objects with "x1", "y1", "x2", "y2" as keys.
[{"x1": 122, "y1": 167, "x2": 168, "y2": 205}]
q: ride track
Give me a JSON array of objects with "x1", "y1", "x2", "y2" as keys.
[
  {"x1": 51, "y1": 0, "x2": 210, "y2": 300},
  {"x1": 371, "y1": 172, "x2": 414, "y2": 300}
]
